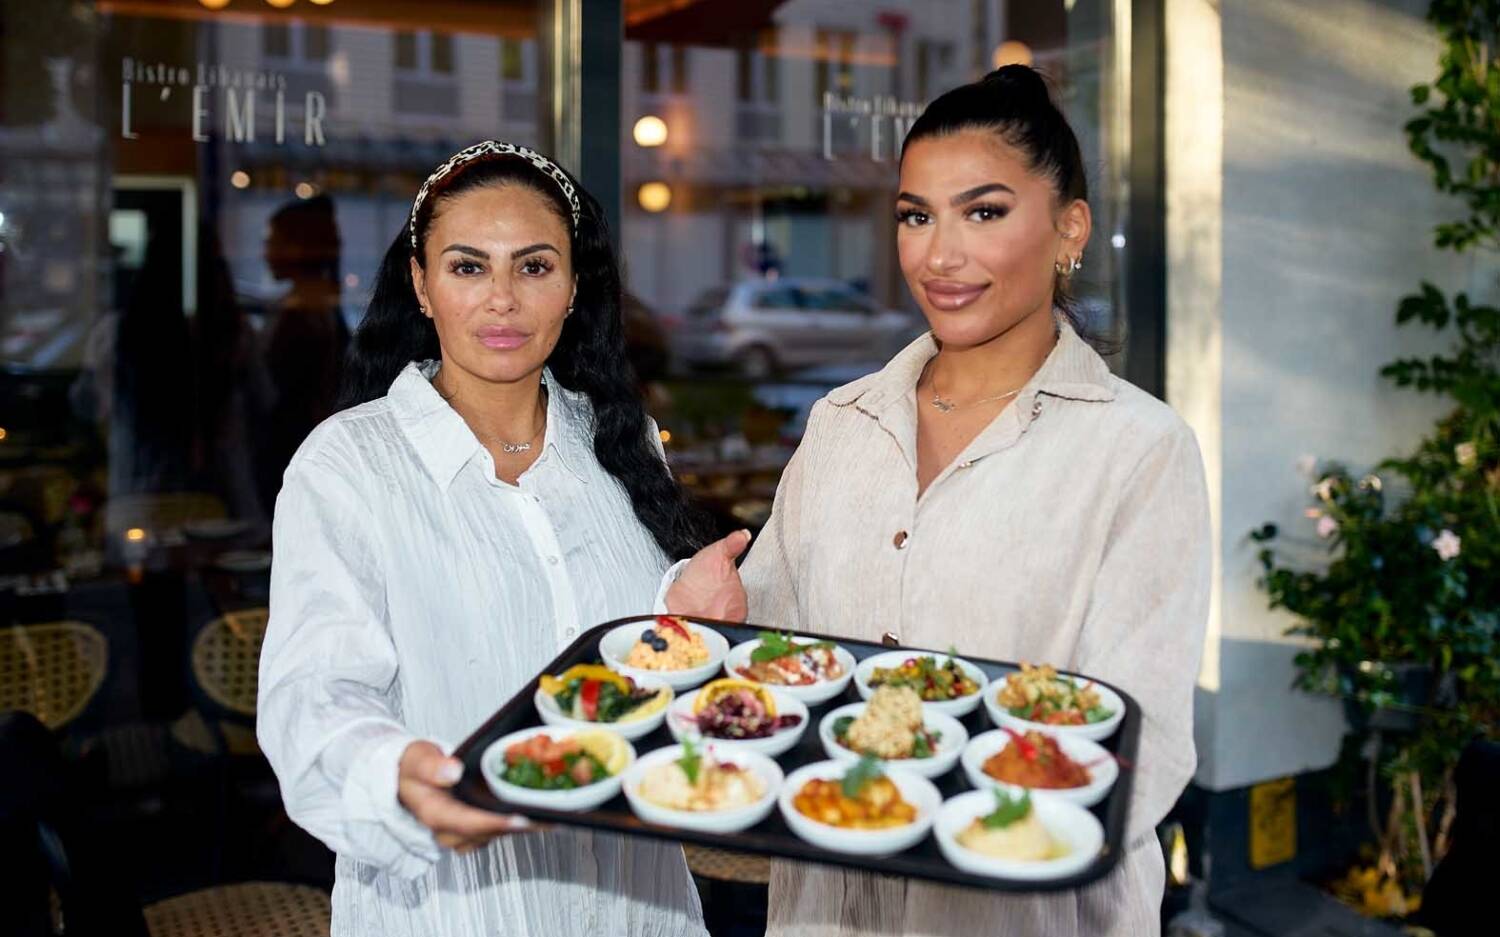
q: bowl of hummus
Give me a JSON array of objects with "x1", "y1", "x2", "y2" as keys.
[
  {"x1": 623, "y1": 740, "x2": 783, "y2": 834},
  {"x1": 933, "y1": 789, "x2": 1103, "y2": 881}
]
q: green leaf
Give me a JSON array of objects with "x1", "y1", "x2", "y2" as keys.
[
  {"x1": 677, "y1": 737, "x2": 702, "y2": 785},
  {"x1": 981, "y1": 789, "x2": 1033, "y2": 829},
  {"x1": 841, "y1": 753, "x2": 883, "y2": 798},
  {"x1": 750, "y1": 630, "x2": 834, "y2": 663}
]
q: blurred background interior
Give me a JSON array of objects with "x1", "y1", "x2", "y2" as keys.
[{"x1": 1, "y1": 1, "x2": 1495, "y2": 936}]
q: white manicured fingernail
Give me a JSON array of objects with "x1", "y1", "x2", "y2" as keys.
[
  {"x1": 438, "y1": 760, "x2": 463, "y2": 784},
  {"x1": 510, "y1": 816, "x2": 532, "y2": 830}
]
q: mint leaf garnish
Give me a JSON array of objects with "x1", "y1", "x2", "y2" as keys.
[
  {"x1": 751, "y1": 630, "x2": 834, "y2": 664},
  {"x1": 841, "y1": 753, "x2": 883, "y2": 798},
  {"x1": 981, "y1": 789, "x2": 1032, "y2": 829},
  {"x1": 677, "y1": 737, "x2": 701, "y2": 785}
]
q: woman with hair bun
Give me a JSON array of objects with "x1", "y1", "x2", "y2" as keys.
[
  {"x1": 698, "y1": 66, "x2": 1214, "y2": 935},
  {"x1": 257, "y1": 142, "x2": 741, "y2": 936}
]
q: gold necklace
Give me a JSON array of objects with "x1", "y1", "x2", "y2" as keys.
[
  {"x1": 926, "y1": 363, "x2": 1025, "y2": 413},
  {"x1": 435, "y1": 371, "x2": 546, "y2": 453},
  {"x1": 466, "y1": 419, "x2": 544, "y2": 455}
]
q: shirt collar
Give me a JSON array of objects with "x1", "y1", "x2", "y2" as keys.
[
  {"x1": 826, "y1": 314, "x2": 1118, "y2": 414},
  {"x1": 387, "y1": 361, "x2": 594, "y2": 490}
]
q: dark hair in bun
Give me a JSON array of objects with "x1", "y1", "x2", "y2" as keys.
[{"x1": 902, "y1": 65, "x2": 1097, "y2": 337}]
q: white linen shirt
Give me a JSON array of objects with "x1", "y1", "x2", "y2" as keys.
[
  {"x1": 257, "y1": 361, "x2": 707, "y2": 937},
  {"x1": 742, "y1": 322, "x2": 1212, "y2": 937}
]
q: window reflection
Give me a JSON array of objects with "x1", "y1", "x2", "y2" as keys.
[
  {"x1": 622, "y1": 0, "x2": 1127, "y2": 536},
  {"x1": 0, "y1": 0, "x2": 554, "y2": 715}
]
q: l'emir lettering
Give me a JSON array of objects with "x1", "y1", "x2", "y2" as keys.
[{"x1": 121, "y1": 57, "x2": 327, "y2": 146}]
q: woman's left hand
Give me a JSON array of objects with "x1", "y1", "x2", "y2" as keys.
[{"x1": 665, "y1": 529, "x2": 751, "y2": 621}]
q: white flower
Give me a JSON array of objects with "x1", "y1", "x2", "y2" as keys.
[
  {"x1": 1455, "y1": 442, "x2": 1477, "y2": 467},
  {"x1": 1316, "y1": 515, "x2": 1339, "y2": 539},
  {"x1": 1312, "y1": 477, "x2": 1337, "y2": 502},
  {"x1": 1431, "y1": 529, "x2": 1461, "y2": 561},
  {"x1": 1296, "y1": 454, "x2": 1318, "y2": 478}
]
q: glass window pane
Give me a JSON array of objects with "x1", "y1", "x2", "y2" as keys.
[
  {"x1": 304, "y1": 25, "x2": 330, "y2": 61},
  {"x1": 0, "y1": 0, "x2": 558, "y2": 721},
  {"x1": 670, "y1": 44, "x2": 688, "y2": 94},
  {"x1": 264, "y1": 24, "x2": 290, "y2": 58},
  {"x1": 501, "y1": 37, "x2": 524, "y2": 82},
  {"x1": 643, "y1": 42, "x2": 659, "y2": 93},
  {"x1": 624, "y1": 0, "x2": 1131, "y2": 533},
  {"x1": 431, "y1": 33, "x2": 454, "y2": 74},
  {"x1": 394, "y1": 30, "x2": 417, "y2": 70}
]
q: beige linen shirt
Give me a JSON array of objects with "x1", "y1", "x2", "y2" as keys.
[{"x1": 741, "y1": 321, "x2": 1211, "y2": 937}]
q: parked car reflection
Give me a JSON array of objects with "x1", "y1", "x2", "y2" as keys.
[{"x1": 670, "y1": 278, "x2": 920, "y2": 377}]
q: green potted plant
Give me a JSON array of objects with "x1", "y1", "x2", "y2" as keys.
[{"x1": 1253, "y1": 0, "x2": 1499, "y2": 916}]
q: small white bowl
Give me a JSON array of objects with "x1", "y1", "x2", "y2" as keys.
[
  {"x1": 481, "y1": 726, "x2": 632, "y2": 812},
  {"x1": 666, "y1": 687, "x2": 809, "y2": 758},
  {"x1": 984, "y1": 671, "x2": 1125, "y2": 742},
  {"x1": 816, "y1": 702, "x2": 967, "y2": 780},
  {"x1": 533, "y1": 674, "x2": 674, "y2": 742},
  {"x1": 599, "y1": 620, "x2": 730, "y2": 692},
  {"x1": 778, "y1": 760, "x2": 940, "y2": 857},
  {"x1": 622, "y1": 744, "x2": 783, "y2": 834},
  {"x1": 721, "y1": 638, "x2": 857, "y2": 706},
  {"x1": 960, "y1": 729, "x2": 1117, "y2": 807},
  {"x1": 854, "y1": 650, "x2": 989, "y2": 718},
  {"x1": 933, "y1": 789, "x2": 1105, "y2": 881}
]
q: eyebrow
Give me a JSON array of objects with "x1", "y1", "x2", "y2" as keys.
[
  {"x1": 440, "y1": 242, "x2": 561, "y2": 260},
  {"x1": 896, "y1": 183, "x2": 1016, "y2": 208},
  {"x1": 441, "y1": 243, "x2": 489, "y2": 260},
  {"x1": 510, "y1": 242, "x2": 560, "y2": 259}
]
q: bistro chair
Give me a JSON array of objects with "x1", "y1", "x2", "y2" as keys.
[
  {"x1": 185, "y1": 608, "x2": 277, "y2": 880},
  {"x1": 141, "y1": 882, "x2": 330, "y2": 937},
  {"x1": 0, "y1": 620, "x2": 108, "y2": 731},
  {"x1": 189, "y1": 607, "x2": 269, "y2": 756},
  {"x1": 683, "y1": 843, "x2": 770, "y2": 885}
]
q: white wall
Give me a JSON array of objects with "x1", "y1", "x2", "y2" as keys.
[{"x1": 1172, "y1": 0, "x2": 1480, "y2": 791}]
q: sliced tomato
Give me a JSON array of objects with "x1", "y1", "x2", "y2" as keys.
[
  {"x1": 542, "y1": 758, "x2": 567, "y2": 778},
  {"x1": 580, "y1": 679, "x2": 601, "y2": 721}
]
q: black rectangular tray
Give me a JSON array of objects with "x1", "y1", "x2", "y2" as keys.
[{"x1": 453, "y1": 615, "x2": 1141, "y2": 893}]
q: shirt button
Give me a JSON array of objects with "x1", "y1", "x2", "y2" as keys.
[
  {"x1": 564, "y1": 627, "x2": 576, "y2": 638},
  {"x1": 1031, "y1": 400, "x2": 1044, "y2": 418},
  {"x1": 893, "y1": 530, "x2": 909, "y2": 549},
  {"x1": 547, "y1": 556, "x2": 560, "y2": 566}
]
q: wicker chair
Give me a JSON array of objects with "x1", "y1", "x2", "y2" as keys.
[
  {"x1": 188, "y1": 608, "x2": 268, "y2": 756},
  {"x1": 142, "y1": 882, "x2": 330, "y2": 937},
  {"x1": 683, "y1": 844, "x2": 771, "y2": 885},
  {"x1": 0, "y1": 621, "x2": 108, "y2": 730}
]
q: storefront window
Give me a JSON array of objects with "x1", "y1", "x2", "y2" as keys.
[
  {"x1": 621, "y1": 0, "x2": 1131, "y2": 533},
  {"x1": 0, "y1": 0, "x2": 555, "y2": 747}
]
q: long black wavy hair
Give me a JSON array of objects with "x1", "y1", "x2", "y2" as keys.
[
  {"x1": 337, "y1": 150, "x2": 713, "y2": 560},
  {"x1": 902, "y1": 65, "x2": 1108, "y2": 347}
]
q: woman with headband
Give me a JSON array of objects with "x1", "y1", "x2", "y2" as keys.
[{"x1": 257, "y1": 142, "x2": 744, "y2": 935}]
